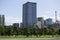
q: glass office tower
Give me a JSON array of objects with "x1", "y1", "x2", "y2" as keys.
[{"x1": 23, "y1": 2, "x2": 37, "y2": 28}]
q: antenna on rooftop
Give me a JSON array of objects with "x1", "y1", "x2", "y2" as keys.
[{"x1": 55, "y1": 11, "x2": 57, "y2": 23}]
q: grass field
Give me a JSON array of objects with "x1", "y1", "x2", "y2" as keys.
[
  {"x1": 0, "y1": 35, "x2": 60, "y2": 38},
  {"x1": 0, "y1": 38, "x2": 60, "y2": 40}
]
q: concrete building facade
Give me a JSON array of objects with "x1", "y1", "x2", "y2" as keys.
[{"x1": 37, "y1": 17, "x2": 44, "y2": 28}]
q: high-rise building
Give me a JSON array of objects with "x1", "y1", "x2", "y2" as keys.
[
  {"x1": 1, "y1": 15, "x2": 5, "y2": 25},
  {"x1": 0, "y1": 15, "x2": 5, "y2": 25},
  {"x1": 22, "y1": 2, "x2": 37, "y2": 28},
  {"x1": 0, "y1": 15, "x2": 1, "y2": 25},
  {"x1": 45, "y1": 18, "x2": 53, "y2": 26}
]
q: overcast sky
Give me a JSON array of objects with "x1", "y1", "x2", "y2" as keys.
[{"x1": 0, "y1": 0, "x2": 60, "y2": 25}]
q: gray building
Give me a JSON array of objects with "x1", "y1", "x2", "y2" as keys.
[
  {"x1": 36, "y1": 21, "x2": 41, "y2": 28},
  {"x1": 37, "y1": 17, "x2": 44, "y2": 28},
  {"x1": 20, "y1": 23, "x2": 23, "y2": 28},
  {"x1": 23, "y1": 2, "x2": 37, "y2": 28},
  {"x1": 13, "y1": 23, "x2": 19, "y2": 27},
  {"x1": 0, "y1": 15, "x2": 5, "y2": 25},
  {"x1": 0, "y1": 15, "x2": 1, "y2": 25}
]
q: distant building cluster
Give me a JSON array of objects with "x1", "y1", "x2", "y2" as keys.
[
  {"x1": 21, "y1": 2, "x2": 60, "y2": 28},
  {"x1": 1, "y1": 2, "x2": 60, "y2": 28}
]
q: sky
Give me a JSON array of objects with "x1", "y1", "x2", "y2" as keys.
[{"x1": 0, "y1": 0, "x2": 60, "y2": 25}]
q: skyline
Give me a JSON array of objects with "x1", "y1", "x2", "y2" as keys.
[{"x1": 0, "y1": 0, "x2": 60, "y2": 25}]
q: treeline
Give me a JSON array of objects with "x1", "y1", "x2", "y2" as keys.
[{"x1": 0, "y1": 25, "x2": 60, "y2": 36}]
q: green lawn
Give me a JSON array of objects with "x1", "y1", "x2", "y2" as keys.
[
  {"x1": 0, "y1": 38, "x2": 60, "y2": 40},
  {"x1": 0, "y1": 35, "x2": 60, "y2": 38}
]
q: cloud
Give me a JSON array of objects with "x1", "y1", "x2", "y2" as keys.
[
  {"x1": 5, "y1": 15, "x2": 60, "y2": 25},
  {"x1": 5, "y1": 16, "x2": 22, "y2": 25}
]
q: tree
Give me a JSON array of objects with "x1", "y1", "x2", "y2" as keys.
[
  {"x1": 57, "y1": 28, "x2": 60, "y2": 35},
  {"x1": 48, "y1": 28, "x2": 57, "y2": 35},
  {"x1": 43, "y1": 28, "x2": 49, "y2": 35},
  {"x1": 0, "y1": 25, "x2": 6, "y2": 35}
]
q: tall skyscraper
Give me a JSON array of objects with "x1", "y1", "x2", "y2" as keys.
[
  {"x1": 22, "y1": 2, "x2": 37, "y2": 28},
  {"x1": 0, "y1": 15, "x2": 1, "y2": 25},
  {"x1": 0, "y1": 15, "x2": 5, "y2": 25}
]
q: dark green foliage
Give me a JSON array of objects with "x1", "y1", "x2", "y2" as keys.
[
  {"x1": 57, "y1": 28, "x2": 60, "y2": 35},
  {"x1": 0, "y1": 25, "x2": 60, "y2": 37}
]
